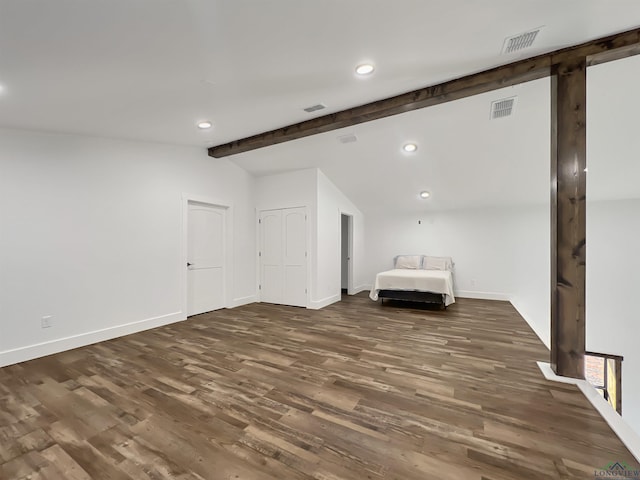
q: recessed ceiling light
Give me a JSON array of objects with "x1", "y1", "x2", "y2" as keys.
[
  {"x1": 403, "y1": 143, "x2": 418, "y2": 153},
  {"x1": 355, "y1": 64, "x2": 375, "y2": 75},
  {"x1": 420, "y1": 191, "x2": 431, "y2": 199},
  {"x1": 197, "y1": 121, "x2": 212, "y2": 129}
]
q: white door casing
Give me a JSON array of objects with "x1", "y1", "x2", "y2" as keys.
[
  {"x1": 187, "y1": 201, "x2": 225, "y2": 316},
  {"x1": 340, "y1": 212, "x2": 354, "y2": 295},
  {"x1": 283, "y1": 208, "x2": 307, "y2": 307}
]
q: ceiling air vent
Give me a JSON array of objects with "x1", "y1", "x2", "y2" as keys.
[
  {"x1": 338, "y1": 133, "x2": 358, "y2": 144},
  {"x1": 303, "y1": 103, "x2": 326, "y2": 113},
  {"x1": 502, "y1": 28, "x2": 542, "y2": 54},
  {"x1": 490, "y1": 96, "x2": 516, "y2": 119}
]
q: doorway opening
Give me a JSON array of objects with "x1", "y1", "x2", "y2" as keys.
[{"x1": 340, "y1": 213, "x2": 353, "y2": 296}]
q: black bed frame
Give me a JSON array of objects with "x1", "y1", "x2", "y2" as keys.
[{"x1": 378, "y1": 290, "x2": 446, "y2": 309}]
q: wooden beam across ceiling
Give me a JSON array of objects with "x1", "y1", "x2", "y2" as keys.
[{"x1": 208, "y1": 27, "x2": 640, "y2": 158}]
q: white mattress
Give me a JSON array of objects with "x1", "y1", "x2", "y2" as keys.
[{"x1": 369, "y1": 269, "x2": 455, "y2": 306}]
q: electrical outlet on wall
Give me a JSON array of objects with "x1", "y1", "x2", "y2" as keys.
[
  {"x1": 470, "y1": 279, "x2": 476, "y2": 288},
  {"x1": 41, "y1": 315, "x2": 53, "y2": 328}
]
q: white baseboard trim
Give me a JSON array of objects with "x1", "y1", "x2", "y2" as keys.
[
  {"x1": 0, "y1": 311, "x2": 185, "y2": 368},
  {"x1": 510, "y1": 300, "x2": 551, "y2": 349},
  {"x1": 455, "y1": 290, "x2": 511, "y2": 301},
  {"x1": 350, "y1": 284, "x2": 371, "y2": 295},
  {"x1": 538, "y1": 362, "x2": 640, "y2": 463},
  {"x1": 308, "y1": 294, "x2": 341, "y2": 310},
  {"x1": 229, "y1": 295, "x2": 257, "y2": 308}
]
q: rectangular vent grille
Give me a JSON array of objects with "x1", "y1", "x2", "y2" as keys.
[
  {"x1": 303, "y1": 103, "x2": 326, "y2": 113},
  {"x1": 490, "y1": 97, "x2": 516, "y2": 119},
  {"x1": 502, "y1": 28, "x2": 541, "y2": 54},
  {"x1": 338, "y1": 133, "x2": 358, "y2": 144}
]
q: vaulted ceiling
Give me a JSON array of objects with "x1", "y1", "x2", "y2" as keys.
[{"x1": 1, "y1": 1, "x2": 639, "y2": 212}]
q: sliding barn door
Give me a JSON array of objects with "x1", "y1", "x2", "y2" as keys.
[{"x1": 259, "y1": 207, "x2": 307, "y2": 307}]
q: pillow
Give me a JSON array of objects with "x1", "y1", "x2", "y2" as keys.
[
  {"x1": 394, "y1": 255, "x2": 423, "y2": 269},
  {"x1": 423, "y1": 256, "x2": 453, "y2": 271}
]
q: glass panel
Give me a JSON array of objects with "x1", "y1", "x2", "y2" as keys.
[
  {"x1": 585, "y1": 355, "x2": 605, "y2": 388},
  {"x1": 606, "y1": 358, "x2": 617, "y2": 413}
]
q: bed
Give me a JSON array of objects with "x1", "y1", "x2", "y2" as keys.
[{"x1": 369, "y1": 255, "x2": 455, "y2": 308}]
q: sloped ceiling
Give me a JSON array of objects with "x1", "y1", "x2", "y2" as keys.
[
  {"x1": 233, "y1": 79, "x2": 551, "y2": 214},
  {"x1": 0, "y1": 1, "x2": 639, "y2": 211}
]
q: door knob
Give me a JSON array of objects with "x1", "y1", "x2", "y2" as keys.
[{"x1": 187, "y1": 262, "x2": 193, "y2": 267}]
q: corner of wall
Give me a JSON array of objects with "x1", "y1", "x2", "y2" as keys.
[
  {"x1": 0, "y1": 311, "x2": 186, "y2": 368},
  {"x1": 351, "y1": 284, "x2": 372, "y2": 295},
  {"x1": 229, "y1": 295, "x2": 257, "y2": 308},
  {"x1": 510, "y1": 298, "x2": 551, "y2": 349},
  {"x1": 455, "y1": 290, "x2": 511, "y2": 301},
  {"x1": 308, "y1": 294, "x2": 341, "y2": 310}
]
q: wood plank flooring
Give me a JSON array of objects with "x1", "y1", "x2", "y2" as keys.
[{"x1": 1, "y1": 294, "x2": 638, "y2": 479}]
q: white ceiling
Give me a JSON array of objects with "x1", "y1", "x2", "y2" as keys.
[
  {"x1": 1, "y1": 1, "x2": 639, "y2": 212},
  {"x1": 234, "y1": 78, "x2": 551, "y2": 214}
]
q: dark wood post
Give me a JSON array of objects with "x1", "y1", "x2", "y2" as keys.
[{"x1": 550, "y1": 57, "x2": 587, "y2": 379}]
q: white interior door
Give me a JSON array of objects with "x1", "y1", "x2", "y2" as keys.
[
  {"x1": 283, "y1": 208, "x2": 307, "y2": 307},
  {"x1": 260, "y1": 210, "x2": 283, "y2": 304},
  {"x1": 187, "y1": 202, "x2": 225, "y2": 316},
  {"x1": 260, "y1": 207, "x2": 307, "y2": 307}
]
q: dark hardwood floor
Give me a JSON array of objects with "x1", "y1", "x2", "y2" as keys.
[{"x1": 1, "y1": 294, "x2": 637, "y2": 479}]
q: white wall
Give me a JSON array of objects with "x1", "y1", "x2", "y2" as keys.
[
  {"x1": 255, "y1": 168, "x2": 317, "y2": 213},
  {"x1": 316, "y1": 170, "x2": 366, "y2": 308},
  {"x1": 0, "y1": 128, "x2": 256, "y2": 366},
  {"x1": 585, "y1": 54, "x2": 640, "y2": 436},
  {"x1": 509, "y1": 205, "x2": 550, "y2": 348},
  {"x1": 364, "y1": 207, "x2": 523, "y2": 301},
  {"x1": 255, "y1": 168, "x2": 317, "y2": 308},
  {"x1": 255, "y1": 168, "x2": 366, "y2": 309},
  {"x1": 586, "y1": 200, "x2": 640, "y2": 435}
]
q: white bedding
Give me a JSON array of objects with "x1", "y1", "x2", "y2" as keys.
[{"x1": 369, "y1": 269, "x2": 455, "y2": 306}]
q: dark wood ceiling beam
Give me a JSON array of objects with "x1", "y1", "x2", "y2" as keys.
[
  {"x1": 209, "y1": 59, "x2": 550, "y2": 157},
  {"x1": 209, "y1": 26, "x2": 640, "y2": 158}
]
